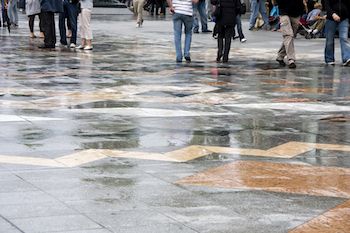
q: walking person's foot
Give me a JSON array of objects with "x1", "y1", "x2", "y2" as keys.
[{"x1": 276, "y1": 58, "x2": 286, "y2": 67}]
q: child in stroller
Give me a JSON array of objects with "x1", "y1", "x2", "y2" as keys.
[{"x1": 300, "y1": 2, "x2": 326, "y2": 39}]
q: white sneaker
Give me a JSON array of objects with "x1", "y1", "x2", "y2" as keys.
[
  {"x1": 240, "y1": 38, "x2": 247, "y2": 43},
  {"x1": 84, "y1": 45, "x2": 93, "y2": 50},
  {"x1": 76, "y1": 45, "x2": 85, "y2": 49},
  {"x1": 343, "y1": 58, "x2": 350, "y2": 66},
  {"x1": 70, "y1": 43, "x2": 76, "y2": 48},
  {"x1": 326, "y1": 61, "x2": 335, "y2": 65}
]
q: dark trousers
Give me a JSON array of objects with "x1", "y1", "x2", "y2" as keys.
[
  {"x1": 59, "y1": 0, "x2": 78, "y2": 45},
  {"x1": 28, "y1": 14, "x2": 43, "y2": 33},
  {"x1": 1, "y1": 8, "x2": 9, "y2": 26},
  {"x1": 217, "y1": 25, "x2": 234, "y2": 62},
  {"x1": 41, "y1": 12, "x2": 56, "y2": 47}
]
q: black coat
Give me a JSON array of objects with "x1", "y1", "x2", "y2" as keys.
[
  {"x1": 211, "y1": 0, "x2": 240, "y2": 26},
  {"x1": 276, "y1": 0, "x2": 305, "y2": 17},
  {"x1": 324, "y1": 0, "x2": 350, "y2": 21},
  {"x1": 40, "y1": 0, "x2": 63, "y2": 13}
]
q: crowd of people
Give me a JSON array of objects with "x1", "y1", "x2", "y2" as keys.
[
  {"x1": 166, "y1": 0, "x2": 350, "y2": 67},
  {"x1": 0, "y1": 0, "x2": 349, "y2": 68},
  {"x1": 0, "y1": 0, "x2": 93, "y2": 49}
]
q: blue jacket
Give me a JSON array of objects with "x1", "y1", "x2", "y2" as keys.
[{"x1": 40, "y1": 0, "x2": 63, "y2": 13}]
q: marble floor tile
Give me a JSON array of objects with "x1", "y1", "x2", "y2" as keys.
[
  {"x1": 176, "y1": 161, "x2": 350, "y2": 198},
  {"x1": 289, "y1": 200, "x2": 350, "y2": 233}
]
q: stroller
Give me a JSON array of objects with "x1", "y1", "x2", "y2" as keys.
[{"x1": 299, "y1": 16, "x2": 326, "y2": 39}]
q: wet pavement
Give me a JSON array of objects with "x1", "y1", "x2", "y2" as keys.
[{"x1": 0, "y1": 12, "x2": 350, "y2": 233}]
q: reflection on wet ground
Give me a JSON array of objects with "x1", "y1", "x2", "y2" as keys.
[{"x1": 0, "y1": 14, "x2": 349, "y2": 233}]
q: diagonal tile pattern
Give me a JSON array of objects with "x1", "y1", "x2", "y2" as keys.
[
  {"x1": 0, "y1": 141, "x2": 349, "y2": 167},
  {"x1": 176, "y1": 161, "x2": 350, "y2": 198},
  {"x1": 289, "y1": 200, "x2": 350, "y2": 233}
]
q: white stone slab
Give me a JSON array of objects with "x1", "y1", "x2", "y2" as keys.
[
  {"x1": 0, "y1": 114, "x2": 64, "y2": 122},
  {"x1": 62, "y1": 108, "x2": 236, "y2": 117},
  {"x1": 224, "y1": 103, "x2": 350, "y2": 112}
]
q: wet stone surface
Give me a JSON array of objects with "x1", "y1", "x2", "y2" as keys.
[{"x1": 0, "y1": 12, "x2": 350, "y2": 233}]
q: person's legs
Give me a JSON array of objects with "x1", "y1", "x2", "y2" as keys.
[
  {"x1": 137, "y1": 0, "x2": 145, "y2": 25},
  {"x1": 13, "y1": 0, "x2": 18, "y2": 25},
  {"x1": 81, "y1": 8, "x2": 93, "y2": 47},
  {"x1": 279, "y1": 16, "x2": 296, "y2": 64},
  {"x1": 183, "y1": 14, "x2": 193, "y2": 59},
  {"x1": 223, "y1": 26, "x2": 233, "y2": 62},
  {"x1": 67, "y1": 3, "x2": 78, "y2": 45},
  {"x1": 8, "y1": 0, "x2": 18, "y2": 25},
  {"x1": 197, "y1": 0, "x2": 208, "y2": 31},
  {"x1": 217, "y1": 36, "x2": 224, "y2": 61},
  {"x1": 324, "y1": 19, "x2": 337, "y2": 63},
  {"x1": 59, "y1": 1, "x2": 68, "y2": 45},
  {"x1": 248, "y1": 0, "x2": 258, "y2": 29},
  {"x1": 192, "y1": 5, "x2": 199, "y2": 33},
  {"x1": 258, "y1": 0, "x2": 269, "y2": 27},
  {"x1": 173, "y1": 13, "x2": 183, "y2": 62},
  {"x1": 28, "y1": 15, "x2": 34, "y2": 33},
  {"x1": 236, "y1": 15, "x2": 245, "y2": 40},
  {"x1": 41, "y1": 12, "x2": 56, "y2": 47},
  {"x1": 338, "y1": 19, "x2": 350, "y2": 64}
]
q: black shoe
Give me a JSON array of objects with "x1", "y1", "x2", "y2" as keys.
[
  {"x1": 38, "y1": 44, "x2": 55, "y2": 49},
  {"x1": 288, "y1": 62, "x2": 296, "y2": 69},
  {"x1": 276, "y1": 58, "x2": 286, "y2": 67},
  {"x1": 202, "y1": 30, "x2": 212, "y2": 33},
  {"x1": 193, "y1": 30, "x2": 199, "y2": 34},
  {"x1": 185, "y1": 57, "x2": 191, "y2": 63}
]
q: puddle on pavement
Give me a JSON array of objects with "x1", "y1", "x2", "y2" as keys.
[
  {"x1": 82, "y1": 176, "x2": 135, "y2": 187},
  {"x1": 83, "y1": 163, "x2": 135, "y2": 174}
]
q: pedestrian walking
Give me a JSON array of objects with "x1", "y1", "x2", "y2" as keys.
[
  {"x1": 77, "y1": 0, "x2": 93, "y2": 50},
  {"x1": 248, "y1": 0, "x2": 269, "y2": 30},
  {"x1": 39, "y1": 0, "x2": 63, "y2": 49},
  {"x1": 324, "y1": 0, "x2": 350, "y2": 66},
  {"x1": 7, "y1": 0, "x2": 18, "y2": 27},
  {"x1": 133, "y1": 0, "x2": 145, "y2": 27},
  {"x1": 275, "y1": 0, "x2": 304, "y2": 68},
  {"x1": 212, "y1": 0, "x2": 240, "y2": 63},
  {"x1": 193, "y1": 0, "x2": 212, "y2": 33},
  {"x1": 26, "y1": 0, "x2": 43, "y2": 38},
  {"x1": 167, "y1": 0, "x2": 199, "y2": 62},
  {"x1": 59, "y1": 0, "x2": 79, "y2": 48}
]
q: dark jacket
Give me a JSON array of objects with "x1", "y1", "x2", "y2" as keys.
[
  {"x1": 40, "y1": 0, "x2": 63, "y2": 13},
  {"x1": 211, "y1": 0, "x2": 240, "y2": 26},
  {"x1": 276, "y1": 0, "x2": 305, "y2": 17},
  {"x1": 324, "y1": 0, "x2": 350, "y2": 21}
]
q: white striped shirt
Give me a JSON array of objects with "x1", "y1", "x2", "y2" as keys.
[{"x1": 173, "y1": 0, "x2": 193, "y2": 16}]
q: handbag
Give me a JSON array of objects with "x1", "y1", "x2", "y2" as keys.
[
  {"x1": 239, "y1": 2, "x2": 246, "y2": 15},
  {"x1": 212, "y1": 0, "x2": 222, "y2": 19}
]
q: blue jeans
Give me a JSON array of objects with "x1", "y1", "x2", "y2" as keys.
[
  {"x1": 235, "y1": 15, "x2": 244, "y2": 40},
  {"x1": 249, "y1": 0, "x2": 269, "y2": 29},
  {"x1": 173, "y1": 13, "x2": 193, "y2": 62},
  {"x1": 193, "y1": 0, "x2": 208, "y2": 32},
  {"x1": 59, "y1": 0, "x2": 78, "y2": 45},
  {"x1": 8, "y1": 0, "x2": 18, "y2": 25},
  {"x1": 325, "y1": 19, "x2": 350, "y2": 63}
]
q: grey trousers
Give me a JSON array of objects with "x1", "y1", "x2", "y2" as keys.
[{"x1": 277, "y1": 15, "x2": 300, "y2": 63}]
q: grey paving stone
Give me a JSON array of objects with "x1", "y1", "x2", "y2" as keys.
[
  {"x1": 0, "y1": 216, "x2": 22, "y2": 233},
  {"x1": 0, "y1": 191, "x2": 59, "y2": 205},
  {"x1": 10, "y1": 214, "x2": 103, "y2": 233},
  {"x1": 0, "y1": 202, "x2": 76, "y2": 219},
  {"x1": 0, "y1": 179, "x2": 38, "y2": 193}
]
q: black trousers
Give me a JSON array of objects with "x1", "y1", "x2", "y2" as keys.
[
  {"x1": 41, "y1": 12, "x2": 56, "y2": 47},
  {"x1": 28, "y1": 14, "x2": 43, "y2": 33},
  {"x1": 217, "y1": 25, "x2": 234, "y2": 62}
]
